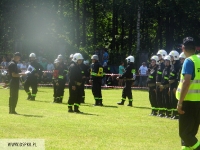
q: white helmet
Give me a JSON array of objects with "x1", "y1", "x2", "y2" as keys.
[
  {"x1": 150, "y1": 55, "x2": 159, "y2": 65},
  {"x1": 164, "y1": 55, "x2": 171, "y2": 61},
  {"x1": 72, "y1": 53, "x2": 84, "y2": 62},
  {"x1": 29, "y1": 53, "x2": 36, "y2": 59},
  {"x1": 169, "y1": 50, "x2": 179, "y2": 60},
  {"x1": 157, "y1": 49, "x2": 167, "y2": 59},
  {"x1": 57, "y1": 54, "x2": 63, "y2": 60},
  {"x1": 126, "y1": 55, "x2": 134, "y2": 63},
  {"x1": 70, "y1": 54, "x2": 74, "y2": 59},
  {"x1": 179, "y1": 52, "x2": 186, "y2": 59},
  {"x1": 91, "y1": 55, "x2": 99, "y2": 60},
  {"x1": 54, "y1": 59, "x2": 59, "y2": 64}
]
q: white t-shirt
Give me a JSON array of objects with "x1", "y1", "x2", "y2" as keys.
[{"x1": 139, "y1": 65, "x2": 148, "y2": 75}]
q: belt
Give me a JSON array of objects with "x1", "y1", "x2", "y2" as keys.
[
  {"x1": 125, "y1": 78, "x2": 134, "y2": 81},
  {"x1": 75, "y1": 81, "x2": 82, "y2": 86},
  {"x1": 148, "y1": 83, "x2": 156, "y2": 87},
  {"x1": 160, "y1": 84, "x2": 169, "y2": 89},
  {"x1": 169, "y1": 80, "x2": 175, "y2": 84}
]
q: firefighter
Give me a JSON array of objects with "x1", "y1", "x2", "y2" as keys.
[
  {"x1": 117, "y1": 55, "x2": 136, "y2": 107},
  {"x1": 147, "y1": 55, "x2": 159, "y2": 116},
  {"x1": 68, "y1": 53, "x2": 84, "y2": 113},
  {"x1": 168, "y1": 50, "x2": 180, "y2": 119},
  {"x1": 159, "y1": 55, "x2": 171, "y2": 117},
  {"x1": 24, "y1": 53, "x2": 43, "y2": 101},
  {"x1": 54, "y1": 54, "x2": 68, "y2": 103},
  {"x1": 156, "y1": 49, "x2": 167, "y2": 116},
  {"x1": 89, "y1": 55, "x2": 104, "y2": 106},
  {"x1": 8, "y1": 52, "x2": 24, "y2": 114},
  {"x1": 52, "y1": 59, "x2": 60, "y2": 103}
]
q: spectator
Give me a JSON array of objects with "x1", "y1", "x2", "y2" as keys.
[
  {"x1": 20, "y1": 61, "x2": 28, "y2": 70},
  {"x1": 1, "y1": 56, "x2": 8, "y2": 69},
  {"x1": 118, "y1": 62, "x2": 125, "y2": 86},
  {"x1": 40, "y1": 58, "x2": 47, "y2": 70},
  {"x1": 102, "y1": 49, "x2": 109, "y2": 64},
  {"x1": 46, "y1": 60, "x2": 54, "y2": 81},
  {"x1": 138, "y1": 62, "x2": 148, "y2": 87}
]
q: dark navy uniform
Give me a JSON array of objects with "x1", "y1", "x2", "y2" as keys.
[
  {"x1": 147, "y1": 65, "x2": 158, "y2": 115},
  {"x1": 156, "y1": 61, "x2": 165, "y2": 116},
  {"x1": 169, "y1": 60, "x2": 180, "y2": 119},
  {"x1": 90, "y1": 61, "x2": 104, "y2": 106},
  {"x1": 55, "y1": 62, "x2": 68, "y2": 103},
  {"x1": 68, "y1": 62, "x2": 83, "y2": 112},
  {"x1": 24, "y1": 61, "x2": 43, "y2": 100},
  {"x1": 8, "y1": 58, "x2": 20, "y2": 114},
  {"x1": 159, "y1": 65, "x2": 171, "y2": 117},
  {"x1": 117, "y1": 62, "x2": 135, "y2": 106}
]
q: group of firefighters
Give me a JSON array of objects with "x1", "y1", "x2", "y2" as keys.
[
  {"x1": 147, "y1": 49, "x2": 186, "y2": 119},
  {"x1": 7, "y1": 49, "x2": 185, "y2": 115}
]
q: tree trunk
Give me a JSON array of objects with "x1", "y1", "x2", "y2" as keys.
[{"x1": 93, "y1": 0, "x2": 97, "y2": 45}]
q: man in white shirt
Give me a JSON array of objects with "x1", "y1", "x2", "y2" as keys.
[
  {"x1": 138, "y1": 62, "x2": 148, "y2": 87},
  {"x1": 46, "y1": 60, "x2": 55, "y2": 82}
]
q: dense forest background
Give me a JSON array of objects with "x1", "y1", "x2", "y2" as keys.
[{"x1": 0, "y1": 0, "x2": 200, "y2": 65}]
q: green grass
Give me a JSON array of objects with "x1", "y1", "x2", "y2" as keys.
[{"x1": 0, "y1": 87, "x2": 199, "y2": 150}]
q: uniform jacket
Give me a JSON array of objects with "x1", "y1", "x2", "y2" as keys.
[
  {"x1": 156, "y1": 61, "x2": 165, "y2": 82},
  {"x1": 27, "y1": 61, "x2": 43, "y2": 79},
  {"x1": 147, "y1": 65, "x2": 158, "y2": 84},
  {"x1": 90, "y1": 61, "x2": 104, "y2": 80},
  {"x1": 68, "y1": 62, "x2": 83, "y2": 86},
  {"x1": 161, "y1": 65, "x2": 171, "y2": 85},
  {"x1": 119, "y1": 62, "x2": 135, "y2": 79},
  {"x1": 169, "y1": 60, "x2": 181, "y2": 88}
]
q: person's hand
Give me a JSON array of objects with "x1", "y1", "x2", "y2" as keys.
[
  {"x1": 72, "y1": 86, "x2": 76, "y2": 90},
  {"x1": 89, "y1": 80, "x2": 93, "y2": 84},
  {"x1": 173, "y1": 88, "x2": 176, "y2": 94},
  {"x1": 177, "y1": 102, "x2": 185, "y2": 114},
  {"x1": 35, "y1": 73, "x2": 39, "y2": 77},
  {"x1": 116, "y1": 77, "x2": 119, "y2": 80},
  {"x1": 56, "y1": 83, "x2": 59, "y2": 86}
]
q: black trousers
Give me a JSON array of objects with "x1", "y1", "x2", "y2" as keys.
[
  {"x1": 156, "y1": 86, "x2": 163, "y2": 110},
  {"x1": 149, "y1": 86, "x2": 157, "y2": 108},
  {"x1": 122, "y1": 80, "x2": 133, "y2": 100},
  {"x1": 162, "y1": 88, "x2": 170, "y2": 111},
  {"x1": 9, "y1": 80, "x2": 19, "y2": 110},
  {"x1": 68, "y1": 83, "x2": 82, "y2": 105},
  {"x1": 179, "y1": 101, "x2": 200, "y2": 148},
  {"x1": 169, "y1": 87, "x2": 177, "y2": 110},
  {"x1": 92, "y1": 79, "x2": 102, "y2": 99},
  {"x1": 24, "y1": 78, "x2": 38, "y2": 96}
]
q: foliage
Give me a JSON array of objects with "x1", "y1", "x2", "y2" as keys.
[{"x1": 0, "y1": 0, "x2": 200, "y2": 63}]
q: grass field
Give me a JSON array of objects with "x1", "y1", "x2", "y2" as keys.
[{"x1": 0, "y1": 87, "x2": 199, "y2": 150}]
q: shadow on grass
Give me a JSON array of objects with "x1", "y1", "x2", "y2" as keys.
[
  {"x1": 17, "y1": 114, "x2": 43, "y2": 118},
  {"x1": 133, "y1": 106, "x2": 151, "y2": 110},
  {"x1": 73, "y1": 112, "x2": 99, "y2": 116}
]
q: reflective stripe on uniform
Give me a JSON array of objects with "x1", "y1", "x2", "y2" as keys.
[
  {"x1": 170, "y1": 72, "x2": 175, "y2": 76},
  {"x1": 31, "y1": 94, "x2": 36, "y2": 97},
  {"x1": 58, "y1": 75, "x2": 64, "y2": 79},
  {"x1": 74, "y1": 103, "x2": 80, "y2": 106},
  {"x1": 157, "y1": 71, "x2": 162, "y2": 74},
  {"x1": 149, "y1": 75, "x2": 153, "y2": 79}
]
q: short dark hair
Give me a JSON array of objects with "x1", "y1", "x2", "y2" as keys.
[{"x1": 183, "y1": 37, "x2": 195, "y2": 52}]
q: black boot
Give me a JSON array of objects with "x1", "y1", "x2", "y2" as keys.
[
  {"x1": 153, "y1": 110, "x2": 158, "y2": 116},
  {"x1": 74, "y1": 105, "x2": 82, "y2": 113},
  {"x1": 127, "y1": 101, "x2": 132, "y2": 107},
  {"x1": 68, "y1": 106, "x2": 73, "y2": 113},
  {"x1": 172, "y1": 111, "x2": 179, "y2": 119},
  {"x1": 93, "y1": 100, "x2": 99, "y2": 106},
  {"x1": 58, "y1": 97, "x2": 62, "y2": 103},
  {"x1": 30, "y1": 96, "x2": 35, "y2": 101},
  {"x1": 117, "y1": 100, "x2": 125, "y2": 105},
  {"x1": 9, "y1": 107, "x2": 17, "y2": 114},
  {"x1": 158, "y1": 110, "x2": 165, "y2": 117},
  {"x1": 27, "y1": 93, "x2": 31, "y2": 100},
  {"x1": 99, "y1": 99, "x2": 103, "y2": 106},
  {"x1": 149, "y1": 110, "x2": 154, "y2": 116}
]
